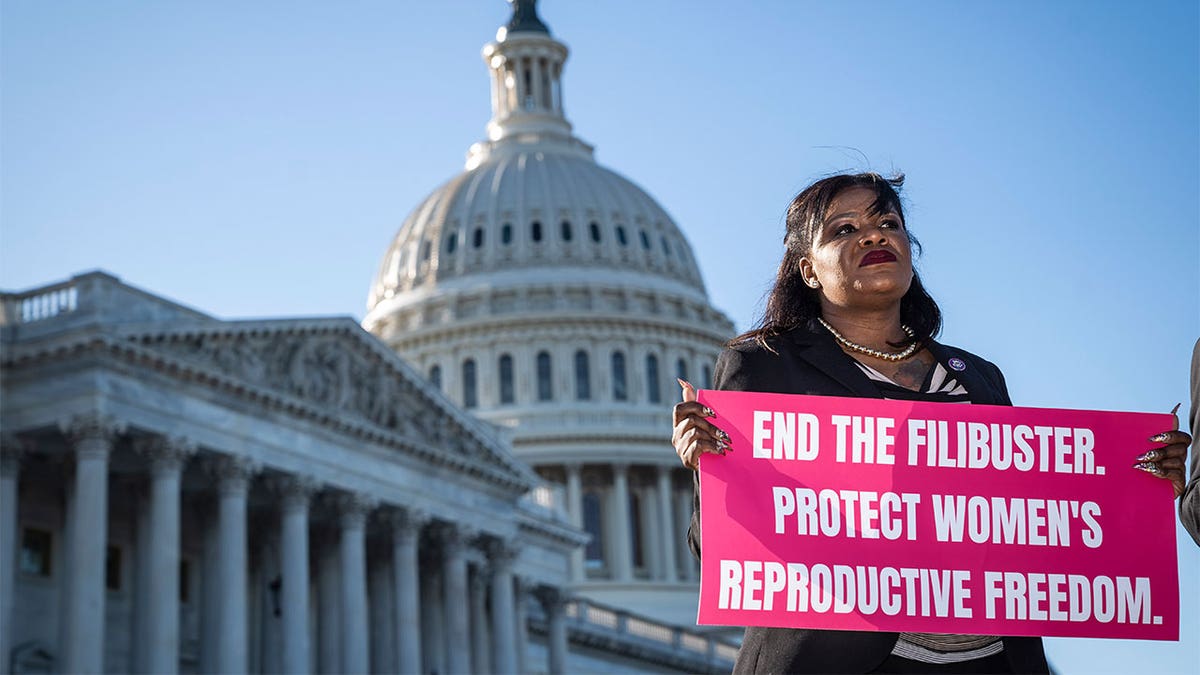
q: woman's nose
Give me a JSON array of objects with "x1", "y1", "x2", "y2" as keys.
[{"x1": 859, "y1": 224, "x2": 890, "y2": 245}]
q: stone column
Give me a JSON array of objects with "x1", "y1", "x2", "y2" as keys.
[
  {"x1": 487, "y1": 539, "x2": 518, "y2": 675},
  {"x1": 513, "y1": 576, "x2": 530, "y2": 675},
  {"x1": 656, "y1": 466, "x2": 679, "y2": 583},
  {"x1": 564, "y1": 463, "x2": 584, "y2": 581},
  {"x1": 676, "y1": 488, "x2": 697, "y2": 582},
  {"x1": 269, "y1": 476, "x2": 318, "y2": 675},
  {"x1": 439, "y1": 523, "x2": 472, "y2": 675},
  {"x1": 135, "y1": 436, "x2": 195, "y2": 674},
  {"x1": 336, "y1": 493, "x2": 374, "y2": 674},
  {"x1": 610, "y1": 463, "x2": 633, "y2": 582},
  {"x1": 468, "y1": 565, "x2": 491, "y2": 675},
  {"x1": 536, "y1": 587, "x2": 568, "y2": 675},
  {"x1": 0, "y1": 435, "x2": 26, "y2": 675},
  {"x1": 208, "y1": 455, "x2": 258, "y2": 674},
  {"x1": 199, "y1": 499, "x2": 221, "y2": 673},
  {"x1": 60, "y1": 413, "x2": 122, "y2": 674},
  {"x1": 388, "y1": 508, "x2": 425, "y2": 675}
]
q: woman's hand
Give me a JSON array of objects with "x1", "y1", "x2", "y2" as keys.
[
  {"x1": 671, "y1": 378, "x2": 731, "y2": 470},
  {"x1": 1133, "y1": 405, "x2": 1192, "y2": 497}
]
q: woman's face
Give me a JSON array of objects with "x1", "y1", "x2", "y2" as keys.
[{"x1": 799, "y1": 186, "x2": 913, "y2": 312}]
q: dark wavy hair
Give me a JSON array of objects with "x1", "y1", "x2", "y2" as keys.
[{"x1": 733, "y1": 172, "x2": 942, "y2": 348}]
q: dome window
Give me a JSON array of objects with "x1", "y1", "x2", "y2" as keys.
[
  {"x1": 537, "y1": 351, "x2": 554, "y2": 401},
  {"x1": 499, "y1": 354, "x2": 515, "y2": 404},
  {"x1": 420, "y1": 240, "x2": 432, "y2": 262},
  {"x1": 660, "y1": 236, "x2": 670, "y2": 256},
  {"x1": 532, "y1": 220, "x2": 543, "y2": 242},
  {"x1": 462, "y1": 359, "x2": 478, "y2": 409},
  {"x1": 616, "y1": 225, "x2": 628, "y2": 246},
  {"x1": 676, "y1": 358, "x2": 688, "y2": 385},
  {"x1": 574, "y1": 350, "x2": 591, "y2": 400},
  {"x1": 428, "y1": 364, "x2": 442, "y2": 390},
  {"x1": 611, "y1": 351, "x2": 627, "y2": 401},
  {"x1": 583, "y1": 491, "x2": 606, "y2": 570},
  {"x1": 561, "y1": 220, "x2": 573, "y2": 241},
  {"x1": 446, "y1": 232, "x2": 458, "y2": 254},
  {"x1": 645, "y1": 354, "x2": 660, "y2": 404},
  {"x1": 703, "y1": 365, "x2": 713, "y2": 389},
  {"x1": 502, "y1": 223, "x2": 513, "y2": 245},
  {"x1": 589, "y1": 221, "x2": 601, "y2": 242},
  {"x1": 639, "y1": 230, "x2": 651, "y2": 250},
  {"x1": 473, "y1": 227, "x2": 485, "y2": 248}
]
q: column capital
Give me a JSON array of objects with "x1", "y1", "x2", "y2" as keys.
[
  {"x1": 381, "y1": 505, "x2": 429, "y2": 539},
  {"x1": 134, "y1": 434, "x2": 197, "y2": 475},
  {"x1": 59, "y1": 411, "x2": 124, "y2": 455},
  {"x1": 205, "y1": 454, "x2": 260, "y2": 494},
  {"x1": 533, "y1": 585, "x2": 567, "y2": 612},
  {"x1": 265, "y1": 474, "x2": 320, "y2": 512},
  {"x1": 485, "y1": 536, "x2": 519, "y2": 572},
  {"x1": 1, "y1": 433, "x2": 30, "y2": 474},
  {"x1": 611, "y1": 461, "x2": 630, "y2": 476},
  {"x1": 331, "y1": 492, "x2": 377, "y2": 529},
  {"x1": 435, "y1": 521, "x2": 478, "y2": 555}
]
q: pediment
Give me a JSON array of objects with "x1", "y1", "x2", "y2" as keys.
[{"x1": 120, "y1": 318, "x2": 535, "y2": 491}]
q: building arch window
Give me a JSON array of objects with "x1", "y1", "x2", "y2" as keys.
[
  {"x1": 473, "y1": 227, "x2": 484, "y2": 248},
  {"x1": 660, "y1": 235, "x2": 670, "y2": 256},
  {"x1": 536, "y1": 351, "x2": 553, "y2": 401},
  {"x1": 462, "y1": 358, "x2": 477, "y2": 409},
  {"x1": 561, "y1": 220, "x2": 573, "y2": 241},
  {"x1": 428, "y1": 364, "x2": 442, "y2": 390},
  {"x1": 639, "y1": 230, "x2": 651, "y2": 250},
  {"x1": 420, "y1": 240, "x2": 432, "y2": 261},
  {"x1": 589, "y1": 221, "x2": 601, "y2": 242},
  {"x1": 502, "y1": 223, "x2": 513, "y2": 245},
  {"x1": 445, "y1": 232, "x2": 458, "y2": 254},
  {"x1": 582, "y1": 491, "x2": 605, "y2": 571},
  {"x1": 611, "y1": 351, "x2": 627, "y2": 401},
  {"x1": 645, "y1": 354, "x2": 660, "y2": 404},
  {"x1": 531, "y1": 220, "x2": 543, "y2": 242},
  {"x1": 676, "y1": 358, "x2": 688, "y2": 385},
  {"x1": 574, "y1": 350, "x2": 591, "y2": 400},
  {"x1": 703, "y1": 365, "x2": 713, "y2": 389},
  {"x1": 499, "y1": 354, "x2": 515, "y2": 404},
  {"x1": 616, "y1": 225, "x2": 628, "y2": 246}
]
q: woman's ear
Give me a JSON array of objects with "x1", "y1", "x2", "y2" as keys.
[{"x1": 798, "y1": 257, "x2": 820, "y2": 289}]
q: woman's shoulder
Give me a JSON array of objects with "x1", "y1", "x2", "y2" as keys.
[{"x1": 715, "y1": 326, "x2": 823, "y2": 392}]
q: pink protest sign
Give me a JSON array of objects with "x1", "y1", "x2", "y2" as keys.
[{"x1": 695, "y1": 390, "x2": 1179, "y2": 640}]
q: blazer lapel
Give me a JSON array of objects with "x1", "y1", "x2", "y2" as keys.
[
  {"x1": 925, "y1": 341, "x2": 1006, "y2": 405},
  {"x1": 784, "y1": 327, "x2": 883, "y2": 399}
]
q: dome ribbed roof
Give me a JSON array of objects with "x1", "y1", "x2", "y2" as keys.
[{"x1": 367, "y1": 147, "x2": 706, "y2": 311}]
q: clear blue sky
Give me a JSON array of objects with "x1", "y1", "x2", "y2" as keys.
[{"x1": 2, "y1": 1, "x2": 1197, "y2": 671}]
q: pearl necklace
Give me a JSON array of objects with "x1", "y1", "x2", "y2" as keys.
[{"x1": 817, "y1": 317, "x2": 921, "y2": 362}]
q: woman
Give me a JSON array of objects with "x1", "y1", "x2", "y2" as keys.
[{"x1": 671, "y1": 173, "x2": 1191, "y2": 674}]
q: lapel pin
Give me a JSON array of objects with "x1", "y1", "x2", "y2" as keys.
[{"x1": 948, "y1": 357, "x2": 967, "y2": 372}]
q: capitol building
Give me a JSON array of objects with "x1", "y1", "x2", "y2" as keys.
[{"x1": 0, "y1": 1, "x2": 735, "y2": 673}]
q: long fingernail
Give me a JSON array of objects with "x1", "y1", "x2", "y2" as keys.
[
  {"x1": 677, "y1": 378, "x2": 694, "y2": 390},
  {"x1": 716, "y1": 429, "x2": 731, "y2": 444},
  {"x1": 1149, "y1": 433, "x2": 1170, "y2": 443},
  {"x1": 1133, "y1": 462, "x2": 1160, "y2": 474},
  {"x1": 1136, "y1": 450, "x2": 1161, "y2": 462},
  {"x1": 1169, "y1": 403, "x2": 1181, "y2": 415},
  {"x1": 702, "y1": 406, "x2": 715, "y2": 418}
]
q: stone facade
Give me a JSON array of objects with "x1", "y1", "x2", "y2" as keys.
[{"x1": 0, "y1": 271, "x2": 738, "y2": 673}]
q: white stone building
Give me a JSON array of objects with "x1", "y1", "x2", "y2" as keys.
[
  {"x1": 363, "y1": 1, "x2": 734, "y2": 630},
  {"x1": 0, "y1": 271, "x2": 738, "y2": 674}
]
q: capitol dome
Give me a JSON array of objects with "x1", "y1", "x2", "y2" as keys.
[{"x1": 364, "y1": 0, "x2": 733, "y2": 628}]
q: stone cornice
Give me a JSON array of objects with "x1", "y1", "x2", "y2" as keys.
[{"x1": 1, "y1": 320, "x2": 538, "y2": 494}]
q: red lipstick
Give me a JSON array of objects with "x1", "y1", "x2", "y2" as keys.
[{"x1": 859, "y1": 250, "x2": 897, "y2": 267}]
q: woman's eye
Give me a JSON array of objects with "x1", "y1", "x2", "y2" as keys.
[{"x1": 834, "y1": 223, "x2": 855, "y2": 236}]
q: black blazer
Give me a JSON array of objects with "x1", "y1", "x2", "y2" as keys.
[{"x1": 688, "y1": 325, "x2": 1050, "y2": 674}]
